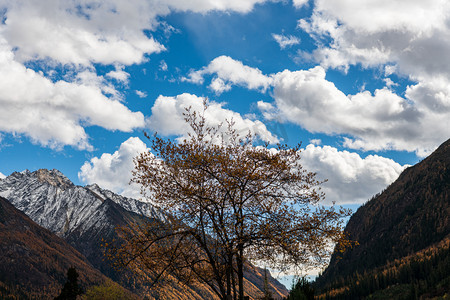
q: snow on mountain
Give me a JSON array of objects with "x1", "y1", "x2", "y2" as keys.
[
  {"x1": 0, "y1": 168, "x2": 290, "y2": 298},
  {"x1": 0, "y1": 169, "x2": 161, "y2": 237},
  {"x1": 85, "y1": 183, "x2": 165, "y2": 221}
]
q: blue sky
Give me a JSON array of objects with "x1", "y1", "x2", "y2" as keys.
[{"x1": 0, "y1": 0, "x2": 449, "y2": 209}]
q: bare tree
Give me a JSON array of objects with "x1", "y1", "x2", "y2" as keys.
[{"x1": 112, "y1": 102, "x2": 352, "y2": 300}]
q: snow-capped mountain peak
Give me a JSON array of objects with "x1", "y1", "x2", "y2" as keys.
[{"x1": 0, "y1": 169, "x2": 161, "y2": 237}]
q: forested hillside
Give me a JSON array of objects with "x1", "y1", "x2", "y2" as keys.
[
  {"x1": 314, "y1": 138, "x2": 450, "y2": 299},
  {"x1": 0, "y1": 170, "x2": 288, "y2": 299},
  {"x1": 0, "y1": 196, "x2": 111, "y2": 299}
]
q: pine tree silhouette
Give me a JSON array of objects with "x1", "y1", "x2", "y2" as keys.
[{"x1": 54, "y1": 267, "x2": 83, "y2": 300}]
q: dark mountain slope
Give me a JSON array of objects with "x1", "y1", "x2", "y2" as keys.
[
  {"x1": 0, "y1": 196, "x2": 109, "y2": 299},
  {"x1": 0, "y1": 169, "x2": 288, "y2": 299},
  {"x1": 316, "y1": 236, "x2": 450, "y2": 299},
  {"x1": 315, "y1": 138, "x2": 450, "y2": 297}
]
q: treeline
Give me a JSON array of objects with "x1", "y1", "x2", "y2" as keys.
[{"x1": 315, "y1": 239, "x2": 450, "y2": 299}]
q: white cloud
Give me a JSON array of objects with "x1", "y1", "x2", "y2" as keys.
[
  {"x1": 292, "y1": 0, "x2": 309, "y2": 8},
  {"x1": 265, "y1": 66, "x2": 446, "y2": 156},
  {"x1": 300, "y1": 144, "x2": 407, "y2": 204},
  {"x1": 76, "y1": 134, "x2": 408, "y2": 206},
  {"x1": 299, "y1": 0, "x2": 450, "y2": 80},
  {"x1": 272, "y1": 33, "x2": 300, "y2": 49},
  {"x1": 186, "y1": 55, "x2": 448, "y2": 156},
  {"x1": 311, "y1": 0, "x2": 447, "y2": 35},
  {"x1": 310, "y1": 139, "x2": 322, "y2": 145},
  {"x1": 162, "y1": 0, "x2": 271, "y2": 13},
  {"x1": 106, "y1": 66, "x2": 130, "y2": 84},
  {"x1": 159, "y1": 60, "x2": 168, "y2": 71},
  {"x1": 257, "y1": 101, "x2": 277, "y2": 121},
  {"x1": 209, "y1": 77, "x2": 232, "y2": 94},
  {"x1": 147, "y1": 93, "x2": 279, "y2": 144},
  {"x1": 135, "y1": 90, "x2": 148, "y2": 98},
  {"x1": 384, "y1": 65, "x2": 397, "y2": 77},
  {"x1": 383, "y1": 78, "x2": 397, "y2": 89},
  {"x1": 0, "y1": 40, "x2": 144, "y2": 150},
  {"x1": 1, "y1": 0, "x2": 272, "y2": 68},
  {"x1": 79, "y1": 137, "x2": 149, "y2": 199},
  {"x1": 184, "y1": 56, "x2": 273, "y2": 94},
  {"x1": 2, "y1": 1, "x2": 165, "y2": 67},
  {"x1": 0, "y1": 1, "x2": 157, "y2": 149},
  {"x1": 406, "y1": 76, "x2": 450, "y2": 113},
  {"x1": 0, "y1": 0, "x2": 274, "y2": 149}
]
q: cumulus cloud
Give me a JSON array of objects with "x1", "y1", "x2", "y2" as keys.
[
  {"x1": 310, "y1": 139, "x2": 322, "y2": 146},
  {"x1": 184, "y1": 56, "x2": 273, "y2": 94},
  {"x1": 406, "y1": 77, "x2": 450, "y2": 113},
  {"x1": 272, "y1": 33, "x2": 300, "y2": 49},
  {"x1": 256, "y1": 66, "x2": 447, "y2": 156},
  {"x1": 299, "y1": 0, "x2": 450, "y2": 80},
  {"x1": 147, "y1": 93, "x2": 279, "y2": 144},
  {"x1": 185, "y1": 55, "x2": 448, "y2": 156},
  {"x1": 300, "y1": 144, "x2": 407, "y2": 204},
  {"x1": 0, "y1": 1, "x2": 156, "y2": 149},
  {"x1": 0, "y1": 0, "x2": 273, "y2": 149},
  {"x1": 106, "y1": 66, "x2": 130, "y2": 84},
  {"x1": 76, "y1": 135, "x2": 407, "y2": 206},
  {"x1": 271, "y1": 66, "x2": 418, "y2": 134},
  {"x1": 0, "y1": 41, "x2": 144, "y2": 150},
  {"x1": 79, "y1": 137, "x2": 149, "y2": 199},
  {"x1": 163, "y1": 0, "x2": 270, "y2": 13},
  {"x1": 2, "y1": 1, "x2": 165, "y2": 66},
  {"x1": 297, "y1": 1, "x2": 450, "y2": 139},
  {"x1": 1, "y1": 0, "x2": 272, "y2": 68}
]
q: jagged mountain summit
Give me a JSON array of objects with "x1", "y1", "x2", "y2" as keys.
[
  {"x1": 0, "y1": 169, "x2": 167, "y2": 294},
  {"x1": 0, "y1": 168, "x2": 288, "y2": 299},
  {"x1": 0, "y1": 169, "x2": 161, "y2": 238}
]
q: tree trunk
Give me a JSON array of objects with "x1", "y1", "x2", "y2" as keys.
[
  {"x1": 226, "y1": 254, "x2": 232, "y2": 300},
  {"x1": 232, "y1": 261, "x2": 237, "y2": 300},
  {"x1": 237, "y1": 245, "x2": 244, "y2": 300}
]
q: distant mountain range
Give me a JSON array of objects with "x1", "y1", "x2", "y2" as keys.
[
  {"x1": 0, "y1": 169, "x2": 288, "y2": 299},
  {"x1": 315, "y1": 138, "x2": 450, "y2": 299}
]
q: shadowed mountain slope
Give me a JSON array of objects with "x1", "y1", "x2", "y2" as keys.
[
  {"x1": 0, "y1": 169, "x2": 288, "y2": 299},
  {"x1": 315, "y1": 138, "x2": 450, "y2": 298},
  {"x1": 0, "y1": 196, "x2": 110, "y2": 299}
]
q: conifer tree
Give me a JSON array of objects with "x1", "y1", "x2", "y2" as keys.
[{"x1": 54, "y1": 267, "x2": 83, "y2": 300}]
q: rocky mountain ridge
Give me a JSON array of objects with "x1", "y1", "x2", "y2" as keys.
[
  {"x1": 0, "y1": 168, "x2": 288, "y2": 298},
  {"x1": 0, "y1": 169, "x2": 161, "y2": 238}
]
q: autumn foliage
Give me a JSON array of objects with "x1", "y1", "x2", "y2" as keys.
[{"x1": 112, "y1": 102, "x2": 351, "y2": 299}]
